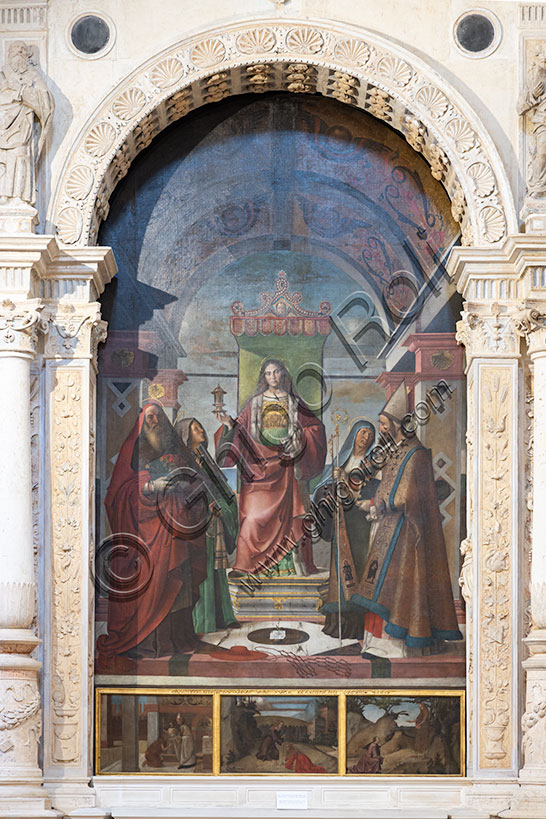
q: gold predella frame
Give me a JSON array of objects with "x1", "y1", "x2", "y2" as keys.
[{"x1": 95, "y1": 687, "x2": 465, "y2": 777}]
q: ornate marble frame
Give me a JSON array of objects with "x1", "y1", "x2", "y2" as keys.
[
  {"x1": 50, "y1": 17, "x2": 517, "y2": 249},
  {"x1": 3, "y1": 15, "x2": 546, "y2": 819}
]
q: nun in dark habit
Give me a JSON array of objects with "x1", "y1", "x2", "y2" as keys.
[{"x1": 312, "y1": 419, "x2": 379, "y2": 640}]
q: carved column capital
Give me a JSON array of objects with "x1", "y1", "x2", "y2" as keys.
[
  {"x1": 512, "y1": 307, "x2": 546, "y2": 355},
  {"x1": 456, "y1": 303, "x2": 522, "y2": 363},
  {"x1": 0, "y1": 298, "x2": 48, "y2": 358},
  {"x1": 44, "y1": 303, "x2": 107, "y2": 367}
]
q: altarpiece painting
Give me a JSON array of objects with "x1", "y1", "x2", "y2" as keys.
[{"x1": 94, "y1": 92, "x2": 465, "y2": 768}]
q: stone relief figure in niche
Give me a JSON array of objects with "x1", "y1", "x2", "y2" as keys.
[
  {"x1": 215, "y1": 358, "x2": 327, "y2": 578},
  {"x1": 518, "y1": 43, "x2": 546, "y2": 197},
  {"x1": 0, "y1": 40, "x2": 54, "y2": 205}
]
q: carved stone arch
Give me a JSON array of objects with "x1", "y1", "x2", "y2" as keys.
[{"x1": 50, "y1": 17, "x2": 517, "y2": 249}]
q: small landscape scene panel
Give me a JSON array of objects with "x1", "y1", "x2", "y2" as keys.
[
  {"x1": 346, "y1": 693, "x2": 463, "y2": 776},
  {"x1": 97, "y1": 693, "x2": 213, "y2": 774},
  {"x1": 221, "y1": 694, "x2": 338, "y2": 774}
]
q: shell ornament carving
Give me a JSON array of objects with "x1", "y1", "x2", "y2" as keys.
[
  {"x1": 236, "y1": 28, "x2": 277, "y2": 54},
  {"x1": 57, "y1": 207, "x2": 83, "y2": 244},
  {"x1": 150, "y1": 57, "x2": 184, "y2": 88},
  {"x1": 65, "y1": 165, "x2": 94, "y2": 201},
  {"x1": 333, "y1": 38, "x2": 370, "y2": 67},
  {"x1": 480, "y1": 205, "x2": 505, "y2": 242},
  {"x1": 190, "y1": 38, "x2": 226, "y2": 68},
  {"x1": 112, "y1": 87, "x2": 147, "y2": 121},
  {"x1": 445, "y1": 118, "x2": 476, "y2": 153},
  {"x1": 467, "y1": 162, "x2": 496, "y2": 197},
  {"x1": 415, "y1": 85, "x2": 449, "y2": 119},
  {"x1": 286, "y1": 27, "x2": 324, "y2": 54},
  {"x1": 84, "y1": 121, "x2": 116, "y2": 157},
  {"x1": 377, "y1": 56, "x2": 413, "y2": 87}
]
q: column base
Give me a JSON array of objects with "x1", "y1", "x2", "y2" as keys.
[
  {"x1": 457, "y1": 782, "x2": 518, "y2": 818},
  {"x1": 45, "y1": 781, "x2": 105, "y2": 817},
  {"x1": 500, "y1": 786, "x2": 546, "y2": 819},
  {"x1": 521, "y1": 645, "x2": 546, "y2": 779},
  {"x1": 0, "y1": 813, "x2": 59, "y2": 818},
  {"x1": 524, "y1": 629, "x2": 546, "y2": 656},
  {"x1": 0, "y1": 202, "x2": 38, "y2": 234},
  {"x1": 521, "y1": 199, "x2": 546, "y2": 234},
  {"x1": 0, "y1": 785, "x2": 59, "y2": 818}
]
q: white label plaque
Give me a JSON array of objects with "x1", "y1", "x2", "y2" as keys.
[{"x1": 276, "y1": 792, "x2": 309, "y2": 810}]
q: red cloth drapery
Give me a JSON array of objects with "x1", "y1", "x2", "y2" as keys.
[
  {"x1": 284, "y1": 750, "x2": 326, "y2": 773},
  {"x1": 97, "y1": 403, "x2": 206, "y2": 657},
  {"x1": 215, "y1": 398, "x2": 326, "y2": 574}
]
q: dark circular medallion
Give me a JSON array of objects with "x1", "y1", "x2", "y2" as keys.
[
  {"x1": 455, "y1": 13, "x2": 496, "y2": 54},
  {"x1": 248, "y1": 627, "x2": 310, "y2": 645},
  {"x1": 70, "y1": 15, "x2": 111, "y2": 55}
]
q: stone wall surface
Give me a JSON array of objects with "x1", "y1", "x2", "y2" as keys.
[{"x1": 36, "y1": 0, "x2": 522, "y2": 234}]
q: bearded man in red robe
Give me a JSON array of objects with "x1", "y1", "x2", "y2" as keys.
[
  {"x1": 215, "y1": 359, "x2": 326, "y2": 576},
  {"x1": 97, "y1": 402, "x2": 207, "y2": 660}
]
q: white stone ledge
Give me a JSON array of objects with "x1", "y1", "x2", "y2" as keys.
[
  {"x1": 108, "y1": 811, "x2": 451, "y2": 819},
  {"x1": 93, "y1": 776, "x2": 471, "y2": 818}
]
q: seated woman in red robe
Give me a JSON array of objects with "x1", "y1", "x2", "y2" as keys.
[
  {"x1": 215, "y1": 358, "x2": 326, "y2": 576},
  {"x1": 284, "y1": 744, "x2": 326, "y2": 773}
]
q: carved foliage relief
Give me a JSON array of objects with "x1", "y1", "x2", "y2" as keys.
[
  {"x1": 0, "y1": 678, "x2": 41, "y2": 766},
  {"x1": 522, "y1": 683, "x2": 546, "y2": 767},
  {"x1": 49, "y1": 369, "x2": 83, "y2": 765},
  {"x1": 479, "y1": 367, "x2": 513, "y2": 769}
]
